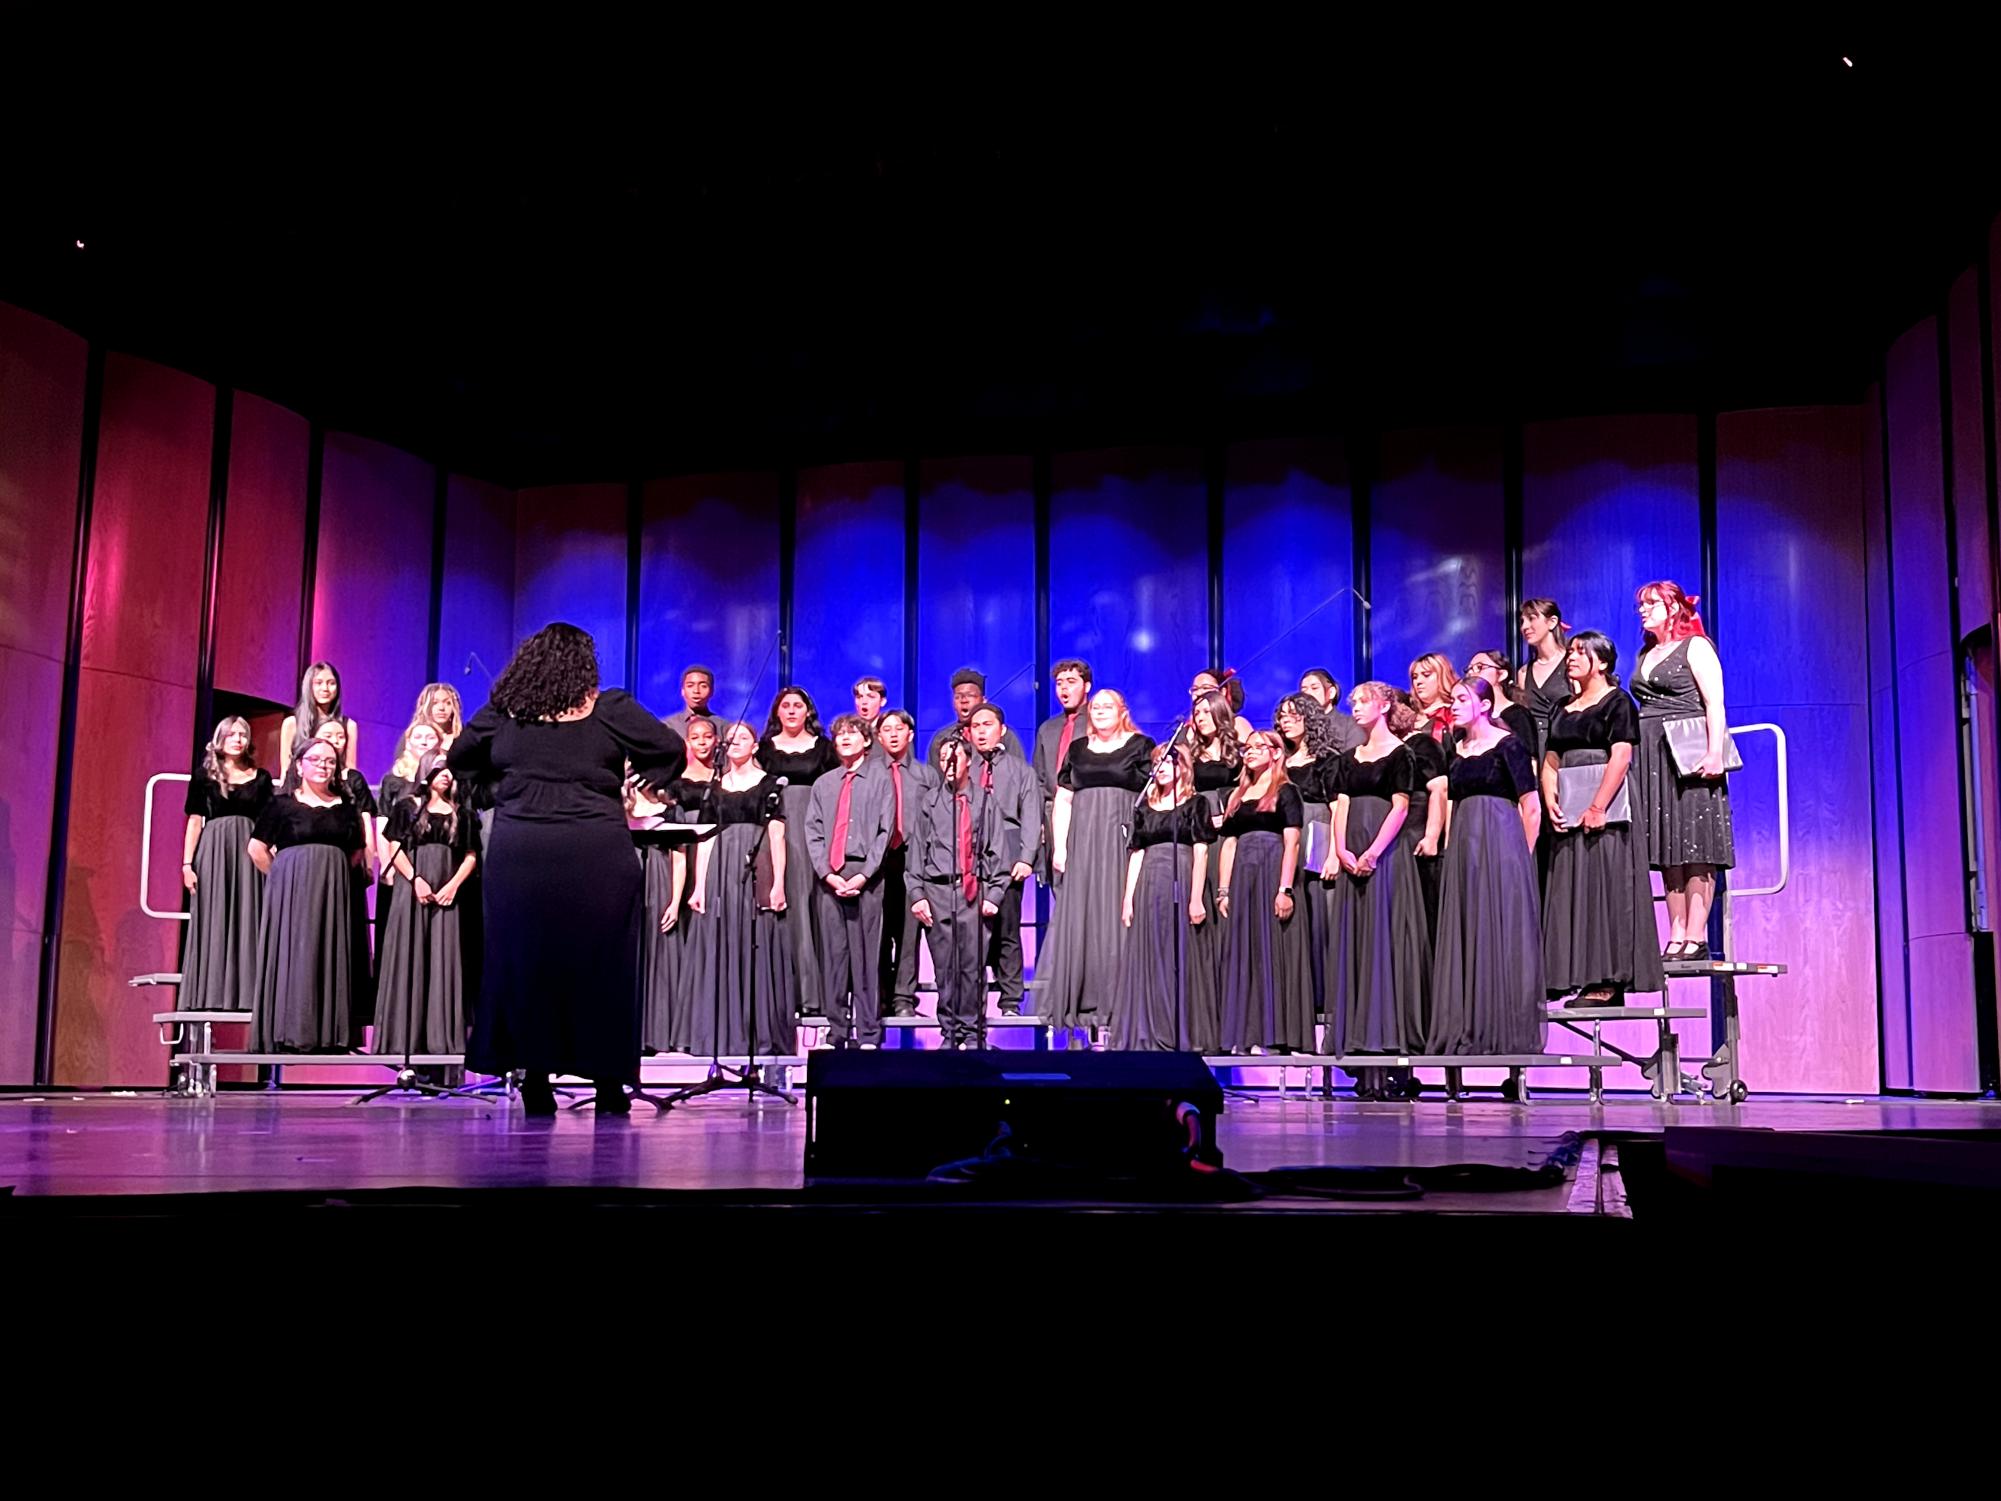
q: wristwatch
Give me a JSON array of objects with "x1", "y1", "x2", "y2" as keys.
[{"x1": 1279, "y1": 885, "x2": 1294, "y2": 896}]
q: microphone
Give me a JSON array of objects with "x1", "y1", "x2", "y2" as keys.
[
  {"x1": 765, "y1": 776, "x2": 788, "y2": 814},
  {"x1": 463, "y1": 651, "x2": 496, "y2": 685}
]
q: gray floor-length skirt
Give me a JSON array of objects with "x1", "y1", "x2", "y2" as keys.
[
  {"x1": 638, "y1": 846, "x2": 686, "y2": 1052},
  {"x1": 1112, "y1": 841, "x2": 1205, "y2": 1050},
  {"x1": 1327, "y1": 795, "x2": 1431, "y2": 1054},
  {"x1": 1220, "y1": 831, "x2": 1316, "y2": 1053},
  {"x1": 1545, "y1": 753, "x2": 1665, "y2": 994},
  {"x1": 251, "y1": 843, "x2": 356, "y2": 1052},
  {"x1": 778, "y1": 783, "x2": 824, "y2": 1016},
  {"x1": 371, "y1": 842, "x2": 468, "y2": 1055},
  {"x1": 1035, "y1": 786, "x2": 1133, "y2": 1030},
  {"x1": 679, "y1": 823, "x2": 794, "y2": 1055},
  {"x1": 180, "y1": 813, "x2": 260, "y2": 1012},
  {"x1": 1298, "y1": 797, "x2": 1332, "y2": 1030},
  {"x1": 1428, "y1": 798, "x2": 1546, "y2": 1054}
]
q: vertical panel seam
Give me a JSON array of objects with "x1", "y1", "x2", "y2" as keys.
[
  {"x1": 624, "y1": 477, "x2": 642, "y2": 692},
  {"x1": 903, "y1": 458, "x2": 920, "y2": 706},
  {"x1": 297, "y1": 424, "x2": 325, "y2": 680},
  {"x1": 427, "y1": 466, "x2": 448, "y2": 684},
  {"x1": 34, "y1": 341, "x2": 105, "y2": 1086}
]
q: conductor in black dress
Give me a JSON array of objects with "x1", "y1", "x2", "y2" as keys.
[{"x1": 447, "y1": 623, "x2": 685, "y2": 1115}]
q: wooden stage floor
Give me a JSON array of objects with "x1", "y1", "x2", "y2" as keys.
[{"x1": 4, "y1": 1089, "x2": 1995, "y2": 1214}]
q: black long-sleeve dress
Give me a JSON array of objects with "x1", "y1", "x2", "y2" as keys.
[
  {"x1": 180, "y1": 768, "x2": 274, "y2": 1012},
  {"x1": 448, "y1": 689, "x2": 685, "y2": 1084}
]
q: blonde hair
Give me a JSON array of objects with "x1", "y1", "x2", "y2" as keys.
[
  {"x1": 1087, "y1": 688, "x2": 1138, "y2": 739},
  {"x1": 1145, "y1": 740, "x2": 1196, "y2": 806},
  {"x1": 1407, "y1": 652, "x2": 1459, "y2": 710},
  {"x1": 391, "y1": 720, "x2": 446, "y2": 780}
]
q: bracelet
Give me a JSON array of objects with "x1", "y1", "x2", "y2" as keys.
[
  {"x1": 1217, "y1": 887, "x2": 1230, "y2": 899},
  {"x1": 182, "y1": 862, "x2": 195, "y2": 870}
]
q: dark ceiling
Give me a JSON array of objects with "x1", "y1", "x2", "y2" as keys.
[{"x1": 4, "y1": 32, "x2": 1997, "y2": 486}]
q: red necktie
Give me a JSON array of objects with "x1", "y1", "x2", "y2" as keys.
[
  {"x1": 980, "y1": 756, "x2": 994, "y2": 793},
  {"x1": 957, "y1": 791, "x2": 977, "y2": 903},
  {"x1": 889, "y1": 761, "x2": 904, "y2": 849},
  {"x1": 828, "y1": 770, "x2": 858, "y2": 872},
  {"x1": 1055, "y1": 711, "x2": 1077, "y2": 772}
]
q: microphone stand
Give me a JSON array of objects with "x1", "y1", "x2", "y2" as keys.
[{"x1": 660, "y1": 632, "x2": 795, "y2": 1108}]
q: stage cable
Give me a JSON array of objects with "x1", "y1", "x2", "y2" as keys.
[
  {"x1": 903, "y1": 457, "x2": 920, "y2": 706},
  {"x1": 196, "y1": 387, "x2": 234, "y2": 767},
  {"x1": 1205, "y1": 441, "x2": 1225, "y2": 672},
  {"x1": 778, "y1": 465, "x2": 797, "y2": 683},
  {"x1": 624, "y1": 476, "x2": 642, "y2": 693},
  {"x1": 1350, "y1": 429, "x2": 1376, "y2": 684},
  {"x1": 427, "y1": 465, "x2": 448, "y2": 684},
  {"x1": 296, "y1": 423, "x2": 325, "y2": 680}
]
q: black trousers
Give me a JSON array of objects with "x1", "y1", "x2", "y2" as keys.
[
  {"x1": 817, "y1": 878, "x2": 886, "y2": 1046},
  {"x1": 922, "y1": 882, "x2": 989, "y2": 1045},
  {"x1": 878, "y1": 843, "x2": 921, "y2": 1012},
  {"x1": 984, "y1": 878, "x2": 1025, "y2": 1005}
]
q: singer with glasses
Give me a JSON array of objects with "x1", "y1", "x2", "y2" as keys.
[
  {"x1": 1541, "y1": 631, "x2": 1663, "y2": 1006},
  {"x1": 248, "y1": 736, "x2": 369, "y2": 1053},
  {"x1": 1463, "y1": 650, "x2": 1539, "y2": 747},
  {"x1": 447, "y1": 623, "x2": 686, "y2": 1115},
  {"x1": 1632, "y1": 580, "x2": 1735, "y2": 960}
]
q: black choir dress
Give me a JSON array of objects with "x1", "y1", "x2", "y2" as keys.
[
  {"x1": 1327, "y1": 744, "x2": 1431, "y2": 1055},
  {"x1": 372, "y1": 800, "x2": 480, "y2": 1055},
  {"x1": 649, "y1": 773, "x2": 715, "y2": 1054},
  {"x1": 1112, "y1": 797, "x2": 1218, "y2": 1051},
  {"x1": 1498, "y1": 702, "x2": 1539, "y2": 750},
  {"x1": 1037, "y1": 735, "x2": 1156, "y2": 1033},
  {"x1": 1427, "y1": 736, "x2": 1546, "y2": 1055},
  {"x1": 759, "y1": 735, "x2": 840, "y2": 1018},
  {"x1": 677, "y1": 776, "x2": 794, "y2": 1056},
  {"x1": 1519, "y1": 657, "x2": 1574, "y2": 761},
  {"x1": 179, "y1": 768, "x2": 273, "y2": 1012},
  {"x1": 1288, "y1": 752, "x2": 1338, "y2": 1031},
  {"x1": 1630, "y1": 639, "x2": 1736, "y2": 870},
  {"x1": 1220, "y1": 784, "x2": 1316, "y2": 1053},
  {"x1": 1189, "y1": 757, "x2": 1236, "y2": 1051},
  {"x1": 1543, "y1": 691, "x2": 1666, "y2": 996},
  {"x1": 338, "y1": 768, "x2": 380, "y2": 1026},
  {"x1": 447, "y1": 690, "x2": 685, "y2": 1085},
  {"x1": 1401, "y1": 731, "x2": 1450, "y2": 938},
  {"x1": 250, "y1": 794, "x2": 367, "y2": 1052}
]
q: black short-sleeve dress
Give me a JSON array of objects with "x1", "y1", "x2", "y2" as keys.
[
  {"x1": 180, "y1": 768, "x2": 274, "y2": 1012},
  {"x1": 250, "y1": 793, "x2": 367, "y2": 1052}
]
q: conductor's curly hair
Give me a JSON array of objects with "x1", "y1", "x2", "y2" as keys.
[{"x1": 491, "y1": 622, "x2": 601, "y2": 721}]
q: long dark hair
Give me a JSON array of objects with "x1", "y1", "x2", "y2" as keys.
[
  {"x1": 763, "y1": 685, "x2": 824, "y2": 740},
  {"x1": 407, "y1": 751, "x2": 461, "y2": 844},
  {"x1": 200, "y1": 715, "x2": 256, "y2": 795},
  {"x1": 1274, "y1": 692, "x2": 1338, "y2": 759},
  {"x1": 293, "y1": 661, "x2": 344, "y2": 752},
  {"x1": 1567, "y1": 629, "x2": 1621, "y2": 688},
  {"x1": 1224, "y1": 730, "x2": 1290, "y2": 817},
  {"x1": 1191, "y1": 689, "x2": 1241, "y2": 767},
  {"x1": 491, "y1": 623, "x2": 600, "y2": 721}
]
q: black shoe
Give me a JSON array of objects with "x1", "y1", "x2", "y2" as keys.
[
  {"x1": 997, "y1": 999, "x2": 1022, "y2": 1017},
  {"x1": 888, "y1": 1000, "x2": 918, "y2": 1018},
  {"x1": 595, "y1": 1084, "x2": 632, "y2": 1116},
  {"x1": 520, "y1": 1077, "x2": 557, "y2": 1117}
]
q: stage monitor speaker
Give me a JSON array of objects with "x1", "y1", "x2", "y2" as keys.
[{"x1": 804, "y1": 1049, "x2": 1224, "y2": 1180}]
